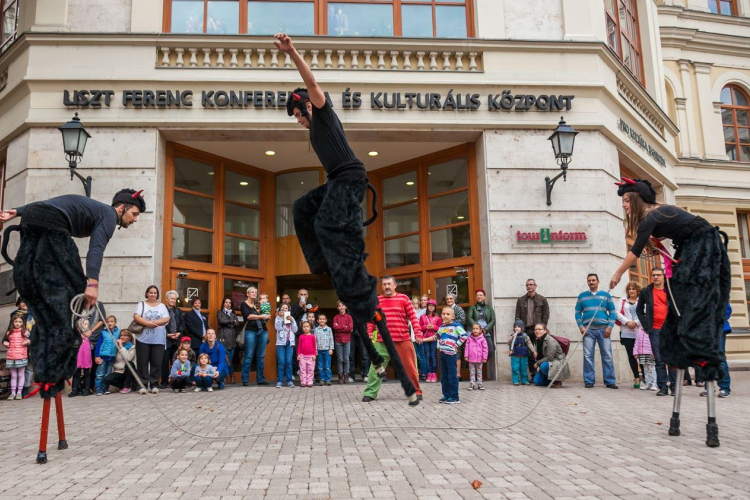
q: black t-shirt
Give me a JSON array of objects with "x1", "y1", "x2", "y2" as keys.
[
  {"x1": 631, "y1": 205, "x2": 696, "y2": 257},
  {"x1": 309, "y1": 96, "x2": 361, "y2": 175},
  {"x1": 240, "y1": 302, "x2": 261, "y2": 333},
  {"x1": 15, "y1": 194, "x2": 117, "y2": 280}
]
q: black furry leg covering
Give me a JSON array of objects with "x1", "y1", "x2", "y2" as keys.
[
  {"x1": 293, "y1": 171, "x2": 415, "y2": 398},
  {"x1": 661, "y1": 221, "x2": 731, "y2": 382},
  {"x1": 14, "y1": 224, "x2": 87, "y2": 399}
]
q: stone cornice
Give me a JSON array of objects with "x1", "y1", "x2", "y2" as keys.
[{"x1": 660, "y1": 26, "x2": 750, "y2": 57}]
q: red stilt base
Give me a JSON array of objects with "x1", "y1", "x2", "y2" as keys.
[
  {"x1": 37, "y1": 398, "x2": 51, "y2": 464},
  {"x1": 54, "y1": 393, "x2": 68, "y2": 450}
]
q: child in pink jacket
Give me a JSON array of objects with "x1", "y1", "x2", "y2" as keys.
[
  {"x1": 464, "y1": 323, "x2": 488, "y2": 391},
  {"x1": 633, "y1": 327, "x2": 656, "y2": 391},
  {"x1": 419, "y1": 300, "x2": 442, "y2": 382}
]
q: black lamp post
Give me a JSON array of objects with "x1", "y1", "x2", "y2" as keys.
[
  {"x1": 545, "y1": 116, "x2": 578, "y2": 206},
  {"x1": 58, "y1": 113, "x2": 93, "y2": 197}
]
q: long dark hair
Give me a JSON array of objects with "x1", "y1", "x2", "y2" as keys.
[{"x1": 624, "y1": 192, "x2": 651, "y2": 240}]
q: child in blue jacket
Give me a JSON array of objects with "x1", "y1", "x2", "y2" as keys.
[{"x1": 94, "y1": 316, "x2": 119, "y2": 395}]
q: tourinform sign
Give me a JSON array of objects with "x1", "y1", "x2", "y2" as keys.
[{"x1": 510, "y1": 226, "x2": 591, "y2": 248}]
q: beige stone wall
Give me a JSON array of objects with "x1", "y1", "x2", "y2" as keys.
[{"x1": 67, "y1": 0, "x2": 133, "y2": 33}]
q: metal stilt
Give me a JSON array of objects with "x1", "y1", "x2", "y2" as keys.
[
  {"x1": 706, "y1": 380, "x2": 720, "y2": 447},
  {"x1": 668, "y1": 369, "x2": 685, "y2": 436}
]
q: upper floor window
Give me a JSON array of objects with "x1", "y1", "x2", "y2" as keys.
[
  {"x1": 1, "y1": 0, "x2": 19, "y2": 53},
  {"x1": 708, "y1": 0, "x2": 738, "y2": 16},
  {"x1": 721, "y1": 85, "x2": 750, "y2": 162},
  {"x1": 604, "y1": 0, "x2": 643, "y2": 84},
  {"x1": 165, "y1": 0, "x2": 472, "y2": 37}
]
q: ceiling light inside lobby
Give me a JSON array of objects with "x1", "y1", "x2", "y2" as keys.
[
  {"x1": 208, "y1": 172, "x2": 214, "y2": 175},
  {"x1": 240, "y1": 181, "x2": 249, "y2": 186},
  {"x1": 368, "y1": 151, "x2": 378, "y2": 156},
  {"x1": 406, "y1": 181, "x2": 415, "y2": 186},
  {"x1": 265, "y1": 151, "x2": 276, "y2": 156}
]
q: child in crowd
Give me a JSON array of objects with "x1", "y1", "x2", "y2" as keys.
[
  {"x1": 275, "y1": 303, "x2": 297, "y2": 388},
  {"x1": 332, "y1": 301, "x2": 353, "y2": 384},
  {"x1": 173, "y1": 335, "x2": 197, "y2": 382},
  {"x1": 103, "y1": 329, "x2": 136, "y2": 394},
  {"x1": 437, "y1": 306, "x2": 468, "y2": 404},
  {"x1": 194, "y1": 353, "x2": 217, "y2": 392},
  {"x1": 314, "y1": 314, "x2": 334, "y2": 386},
  {"x1": 94, "y1": 315, "x2": 119, "y2": 395},
  {"x1": 71, "y1": 318, "x2": 93, "y2": 397},
  {"x1": 297, "y1": 321, "x2": 317, "y2": 387},
  {"x1": 634, "y1": 326, "x2": 657, "y2": 391},
  {"x1": 2, "y1": 314, "x2": 30, "y2": 400},
  {"x1": 419, "y1": 299, "x2": 441, "y2": 382},
  {"x1": 508, "y1": 319, "x2": 536, "y2": 386},
  {"x1": 170, "y1": 349, "x2": 191, "y2": 392},
  {"x1": 465, "y1": 323, "x2": 489, "y2": 391}
]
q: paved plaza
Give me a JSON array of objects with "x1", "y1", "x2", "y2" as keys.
[{"x1": 0, "y1": 373, "x2": 749, "y2": 500}]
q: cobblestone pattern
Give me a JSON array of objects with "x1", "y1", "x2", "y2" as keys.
[{"x1": 0, "y1": 373, "x2": 749, "y2": 499}]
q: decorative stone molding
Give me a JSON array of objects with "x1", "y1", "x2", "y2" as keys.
[
  {"x1": 156, "y1": 44, "x2": 483, "y2": 72},
  {"x1": 616, "y1": 76, "x2": 666, "y2": 138}
]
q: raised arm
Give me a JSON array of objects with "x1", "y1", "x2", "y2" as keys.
[{"x1": 273, "y1": 34, "x2": 326, "y2": 108}]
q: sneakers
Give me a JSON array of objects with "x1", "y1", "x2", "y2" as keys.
[
  {"x1": 208, "y1": 387, "x2": 213, "y2": 392},
  {"x1": 139, "y1": 388, "x2": 147, "y2": 395},
  {"x1": 276, "y1": 382, "x2": 283, "y2": 388},
  {"x1": 656, "y1": 387, "x2": 669, "y2": 396},
  {"x1": 105, "y1": 390, "x2": 111, "y2": 395},
  {"x1": 96, "y1": 391, "x2": 102, "y2": 396},
  {"x1": 348, "y1": 377, "x2": 354, "y2": 383},
  {"x1": 585, "y1": 384, "x2": 594, "y2": 388},
  {"x1": 15, "y1": 394, "x2": 23, "y2": 400},
  {"x1": 325, "y1": 381, "x2": 332, "y2": 386},
  {"x1": 478, "y1": 384, "x2": 485, "y2": 390},
  {"x1": 718, "y1": 390, "x2": 730, "y2": 398},
  {"x1": 700, "y1": 390, "x2": 708, "y2": 397},
  {"x1": 513, "y1": 383, "x2": 520, "y2": 386},
  {"x1": 468, "y1": 383, "x2": 475, "y2": 391},
  {"x1": 194, "y1": 388, "x2": 201, "y2": 392},
  {"x1": 151, "y1": 387, "x2": 159, "y2": 394},
  {"x1": 287, "y1": 382, "x2": 294, "y2": 388},
  {"x1": 121, "y1": 388, "x2": 131, "y2": 394},
  {"x1": 446, "y1": 398, "x2": 460, "y2": 404},
  {"x1": 362, "y1": 396, "x2": 374, "y2": 402},
  {"x1": 439, "y1": 397, "x2": 447, "y2": 404},
  {"x1": 640, "y1": 383, "x2": 648, "y2": 391},
  {"x1": 179, "y1": 389, "x2": 186, "y2": 393},
  {"x1": 649, "y1": 384, "x2": 658, "y2": 391},
  {"x1": 606, "y1": 384, "x2": 619, "y2": 390}
]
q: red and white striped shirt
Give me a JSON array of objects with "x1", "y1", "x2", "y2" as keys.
[{"x1": 367, "y1": 293, "x2": 422, "y2": 342}]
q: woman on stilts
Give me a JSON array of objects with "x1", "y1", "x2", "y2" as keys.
[
  {"x1": 609, "y1": 178, "x2": 730, "y2": 447},
  {"x1": 273, "y1": 32, "x2": 419, "y2": 405},
  {"x1": 0, "y1": 189, "x2": 145, "y2": 462}
]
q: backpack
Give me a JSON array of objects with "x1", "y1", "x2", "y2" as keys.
[{"x1": 551, "y1": 334, "x2": 570, "y2": 355}]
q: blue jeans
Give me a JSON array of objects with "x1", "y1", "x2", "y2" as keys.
[
  {"x1": 424, "y1": 343, "x2": 437, "y2": 373},
  {"x1": 195, "y1": 375, "x2": 213, "y2": 390},
  {"x1": 95, "y1": 360, "x2": 114, "y2": 392},
  {"x1": 317, "y1": 350, "x2": 332, "y2": 382},
  {"x1": 511, "y1": 356, "x2": 529, "y2": 384},
  {"x1": 649, "y1": 329, "x2": 676, "y2": 390},
  {"x1": 414, "y1": 343, "x2": 427, "y2": 377},
  {"x1": 534, "y1": 362, "x2": 550, "y2": 386},
  {"x1": 226, "y1": 347, "x2": 236, "y2": 373},
  {"x1": 582, "y1": 328, "x2": 616, "y2": 386},
  {"x1": 276, "y1": 343, "x2": 293, "y2": 383},
  {"x1": 241, "y1": 330, "x2": 268, "y2": 384},
  {"x1": 440, "y1": 352, "x2": 458, "y2": 400},
  {"x1": 719, "y1": 333, "x2": 731, "y2": 393}
]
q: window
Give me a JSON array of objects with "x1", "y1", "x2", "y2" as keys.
[
  {"x1": 708, "y1": 0, "x2": 737, "y2": 15},
  {"x1": 721, "y1": 85, "x2": 750, "y2": 162},
  {"x1": 165, "y1": 0, "x2": 473, "y2": 37},
  {"x1": 1, "y1": 0, "x2": 19, "y2": 53},
  {"x1": 738, "y1": 213, "x2": 750, "y2": 313},
  {"x1": 604, "y1": 0, "x2": 643, "y2": 83},
  {"x1": 379, "y1": 148, "x2": 474, "y2": 270}
]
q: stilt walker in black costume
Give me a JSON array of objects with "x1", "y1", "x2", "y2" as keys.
[
  {"x1": 273, "y1": 33, "x2": 419, "y2": 405},
  {"x1": 609, "y1": 178, "x2": 730, "y2": 447},
  {"x1": 0, "y1": 190, "x2": 145, "y2": 462}
]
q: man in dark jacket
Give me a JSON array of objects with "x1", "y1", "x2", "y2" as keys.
[
  {"x1": 636, "y1": 268, "x2": 676, "y2": 396},
  {"x1": 161, "y1": 290, "x2": 185, "y2": 388},
  {"x1": 515, "y1": 279, "x2": 550, "y2": 376},
  {"x1": 184, "y1": 297, "x2": 208, "y2": 351}
]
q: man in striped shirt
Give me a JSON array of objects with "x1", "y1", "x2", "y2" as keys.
[
  {"x1": 575, "y1": 273, "x2": 618, "y2": 389},
  {"x1": 363, "y1": 276, "x2": 423, "y2": 402}
]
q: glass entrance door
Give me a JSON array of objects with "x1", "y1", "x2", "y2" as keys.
[
  {"x1": 428, "y1": 267, "x2": 476, "y2": 380},
  {"x1": 169, "y1": 270, "x2": 218, "y2": 329}
]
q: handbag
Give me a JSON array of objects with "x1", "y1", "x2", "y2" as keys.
[
  {"x1": 128, "y1": 302, "x2": 145, "y2": 335},
  {"x1": 614, "y1": 299, "x2": 626, "y2": 327}
]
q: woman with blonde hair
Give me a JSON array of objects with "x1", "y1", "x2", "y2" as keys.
[
  {"x1": 240, "y1": 286, "x2": 271, "y2": 386},
  {"x1": 616, "y1": 280, "x2": 643, "y2": 388}
]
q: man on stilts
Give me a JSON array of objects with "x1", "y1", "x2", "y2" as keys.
[
  {"x1": 0, "y1": 189, "x2": 145, "y2": 462},
  {"x1": 610, "y1": 178, "x2": 730, "y2": 447},
  {"x1": 274, "y1": 33, "x2": 420, "y2": 405}
]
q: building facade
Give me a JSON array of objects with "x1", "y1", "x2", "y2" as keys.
[{"x1": 0, "y1": 0, "x2": 746, "y2": 381}]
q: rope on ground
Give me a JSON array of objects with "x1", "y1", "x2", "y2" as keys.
[{"x1": 69, "y1": 292, "x2": 610, "y2": 440}]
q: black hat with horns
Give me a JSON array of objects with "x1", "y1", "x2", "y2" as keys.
[{"x1": 615, "y1": 177, "x2": 657, "y2": 205}]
